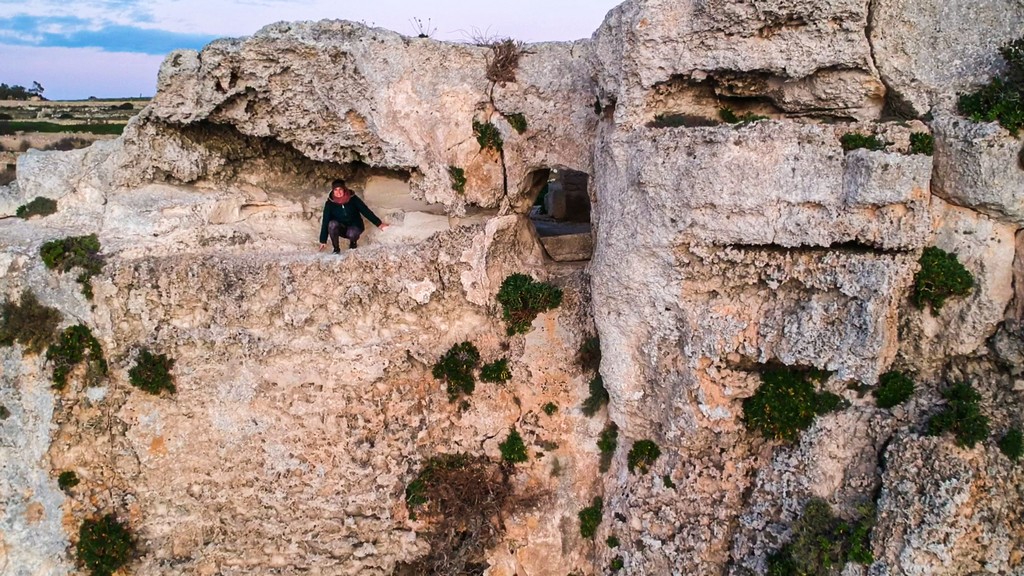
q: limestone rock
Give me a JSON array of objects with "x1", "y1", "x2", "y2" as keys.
[
  {"x1": 932, "y1": 111, "x2": 1024, "y2": 226},
  {"x1": 873, "y1": 434, "x2": 1023, "y2": 575},
  {"x1": 900, "y1": 198, "x2": 1016, "y2": 373},
  {"x1": 592, "y1": 0, "x2": 884, "y2": 126},
  {"x1": 870, "y1": 0, "x2": 1024, "y2": 116}
]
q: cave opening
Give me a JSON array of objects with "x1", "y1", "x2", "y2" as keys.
[{"x1": 524, "y1": 167, "x2": 593, "y2": 262}]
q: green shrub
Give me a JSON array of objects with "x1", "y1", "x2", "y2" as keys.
[
  {"x1": 909, "y1": 132, "x2": 934, "y2": 156},
  {"x1": 496, "y1": 273, "x2": 563, "y2": 335},
  {"x1": 473, "y1": 120, "x2": 503, "y2": 152},
  {"x1": 581, "y1": 375, "x2": 609, "y2": 417},
  {"x1": 578, "y1": 496, "x2": 603, "y2": 538},
  {"x1": 128, "y1": 348, "x2": 175, "y2": 395},
  {"x1": 874, "y1": 370, "x2": 915, "y2": 409},
  {"x1": 719, "y1": 107, "x2": 768, "y2": 125},
  {"x1": 58, "y1": 470, "x2": 80, "y2": 491},
  {"x1": 432, "y1": 342, "x2": 480, "y2": 401},
  {"x1": 743, "y1": 367, "x2": 843, "y2": 442},
  {"x1": 840, "y1": 133, "x2": 887, "y2": 152},
  {"x1": 958, "y1": 37, "x2": 1024, "y2": 135},
  {"x1": 542, "y1": 402, "x2": 558, "y2": 416},
  {"x1": 480, "y1": 358, "x2": 511, "y2": 383},
  {"x1": 15, "y1": 196, "x2": 58, "y2": 219},
  {"x1": 0, "y1": 121, "x2": 124, "y2": 135},
  {"x1": 647, "y1": 113, "x2": 719, "y2": 128},
  {"x1": 999, "y1": 428, "x2": 1023, "y2": 462},
  {"x1": 606, "y1": 535, "x2": 620, "y2": 548},
  {"x1": 0, "y1": 290, "x2": 62, "y2": 354},
  {"x1": 447, "y1": 165, "x2": 466, "y2": 194},
  {"x1": 577, "y1": 335, "x2": 601, "y2": 373},
  {"x1": 927, "y1": 382, "x2": 990, "y2": 448},
  {"x1": 504, "y1": 112, "x2": 528, "y2": 134},
  {"x1": 598, "y1": 422, "x2": 618, "y2": 473},
  {"x1": 47, "y1": 325, "x2": 107, "y2": 390},
  {"x1": 627, "y1": 439, "x2": 661, "y2": 474},
  {"x1": 609, "y1": 556, "x2": 624, "y2": 571},
  {"x1": 770, "y1": 499, "x2": 875, "y2": 574},
  {"x1": 39, "y1": 234, "x2": 104, "y2": 299},
  {"x1": 77, "y1": 514, "x2": 134, "y2": 576},
  {"x1": 912, "y1": 246, "x2": 974, "y2": 311},
  {"x1": 499, "y1": 428, "x2": 528, "y2": 464}
]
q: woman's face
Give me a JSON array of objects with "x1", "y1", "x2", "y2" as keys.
[{"x1": 332, "y1": 186, "x2": 349, "y2": 199}]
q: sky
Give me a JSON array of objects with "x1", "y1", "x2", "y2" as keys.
[{"x1": 0, "y1": 0, "x2": 625, "y2": 100}]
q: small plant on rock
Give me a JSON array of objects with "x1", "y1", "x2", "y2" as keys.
[
  {"x1": 999, "y1": 428, "x2": 1022, "y2": 462},
  {"x1": 927, "y1": 381, "x2": 990, "y2": 448},
  {"x1": 768, "y1": 498, "x2": 875, "y2": 574},
  {"x1": 743, "y1": 367, "x2": 843, "y2": 442},
  {"x1": 598, "y1": 422, "x2": 618, "y2": 471},
  {"x1": 578, "y1": 496, "x2": 603, "y2": 538},
  {"x1": 128, "y1": 348, "x2": 175, "y2": 395},
  {"x1": 39, "y1": 234, "x2": 104, "y2": 299},
  {"x1": 0, "y1": 290, "x2": 61, "y2": 354},
  {"x1": 504, "y1": 112, "x2": 528, "y2": 134},
  {"x1": 958, "y1": 36, "x2": 1024, "y2": 135},
  {"x1": 610, "y1": 556, "x2": 624, "y2": 572},
  {"x1": 719, "y1": 107, "x2": 768, "y2": 126},
  {"x1": 581, "y1": 375, "x2": 609, "y2": 417},
  {"x1": 912, "y1": 246, "x2": 974, "y2": 311},
  {"x1": 496, "y1": 273, "x2": 563, "y2": 335},
  {"x1": 597, "y1": 422, "x2": 618, "y2": 473},
  {"x1": 874, "y1": 370, "x2": 915, "y2": 409},
  {"x1": 58, "y1": 470, "x2": 80, "y2": 491},
  {"x1": 473, "y1": 119, "x2": 504, "y2": 153},
  {"x1": 542, "y1": 402, "x2": 558, "y2": 416},
  {"x1": 486, "y1": 39, "x2": 525, "y2": 84},
  {"x1": 627, "y1": 439, "x2": 661, "y2": 474},
  {"x1": 499, "y1": 428, "x2": 528, "y2": 464},
  {"x1": 606, "y1": 535, "x2": 620, "y2": 548},
  {"x1": 77, "y1": 514, "x2": 134, "y2": 576},
  {"x1": 480, "y1": 358, "x2": 511, "y2": 383},
  {"x1": 648, "y1": 113, "x2": 719, "y2": 128},
  {"x1": 433, "y1": 341, "x2": 480, "y2": 401},
  {"x1": 840, "y1": 133, "x2": 887, "y2": 152},
  {"x1": 47, "y1": 325, "x2": 107, "y2": 390},
  {"x1": 662, "y1": 474, "x2": 676, "y2": 489},
  {"x1": 447, "y1": 165, "x2": 466, "y2": 194},
  {"x1": 909, "y1": 132, "x2": 934, "y2": 155},
  {"x1": 577, "y1": 335, "x2": 601, "y2": 373},
  {"x1": 15, "y1": 196, "x2": 58, "y2": 219}
]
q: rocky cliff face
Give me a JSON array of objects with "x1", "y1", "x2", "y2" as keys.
[{"x1": 2, "y1": 1, "x2": 1024, "y2": 575}]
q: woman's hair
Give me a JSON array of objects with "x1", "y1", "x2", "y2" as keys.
[{"x1": 331, "y1": 178, "x2": 346, "y2": 189}]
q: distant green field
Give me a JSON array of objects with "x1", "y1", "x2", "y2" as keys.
[{"x1": 0, "y1": 121, "x2": 125, "y2": 135}]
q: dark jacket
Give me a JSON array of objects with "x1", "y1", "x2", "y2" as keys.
[{"x1": 319, "y1": 193, "x2": 382, "y2": 243}]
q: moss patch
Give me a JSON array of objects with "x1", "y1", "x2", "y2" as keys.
[
  {"x1": 912, "y1": 246, "x2": 974, "y2": 311},
  {"x1": 927, "y1": 382, "x2": 990, "y2": 448},
  {"x1": 16, "y1": 196, "x2": 58, "y2": 219},
  {"x1": 77, "y1": 514, "x2": 134, "y2": 576},
  {"x1": 743, "y1": 367, "x2": 842, "y2": 442},
  {"x1": 480, "y1": 358, "x2": 511, "y2": 383},
  {"x1": 0, "y1": 290, "x2": 61, "y2": 354},
  {"x1": 47, "y1": 324, "x2": 107, "y2": 390},
  {"x1": 496, "y1": 273, "x2": 563, "y2": 335},
  {"x1": 40, "y1": 234, "x2": 104, "y2": 299},
  {"x1": 909, "y1": 132, "x2": 934, "y2": 155},
  {"x1": 578, "y1": 496, "x2": 603, "y2": 538},
  {"x1": 840, "y1": 133, "x2": 887, "y2": 152},
  {"x1": 627, "y1": 439, "x2": 661, "y2": 474},
  {"x1": 999, "y1": 428, "x2": 1022, "y2": 462},
  {"x1": 504, "y1": 112, "x2": 528, "y2": 134},
  {"x1": 128, "y1": 348, "x2": 175, "y2": 395},
  {"x1": 432, "y1": 342, "x2": 480, "y2": 401},
  {"x1": 874, "y1": 370, "x2": 915, "y2": 409}
]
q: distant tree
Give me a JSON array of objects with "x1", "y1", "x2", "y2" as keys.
[
  {"x1": 0, "y1": 83, "x2": 33, "y2": 100},
  {"x1": 28, "y1": 81, "x2": 44, "y2": 98}
]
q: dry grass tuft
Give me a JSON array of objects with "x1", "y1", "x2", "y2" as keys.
[{"x1": 486, "y1": 39, "x2": 525, "y2": 84}]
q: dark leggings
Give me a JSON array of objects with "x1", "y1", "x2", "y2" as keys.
[{"x1": 327, "y1": 221, "x2": 362, "y2": 249}]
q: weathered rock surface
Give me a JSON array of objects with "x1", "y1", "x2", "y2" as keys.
[
  {"x1": 4, "y1": 2, "x2": 1024, "y2": 575},
  {"x1": 870, "y1": 0, "x2": 1024, "y2": 116},
  {"x1": 592, "y1": 0, "x2": 885, "y2": 126},
  {"x1": 932, "y1": 111, "x2": 1024, "y2": 226}
]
